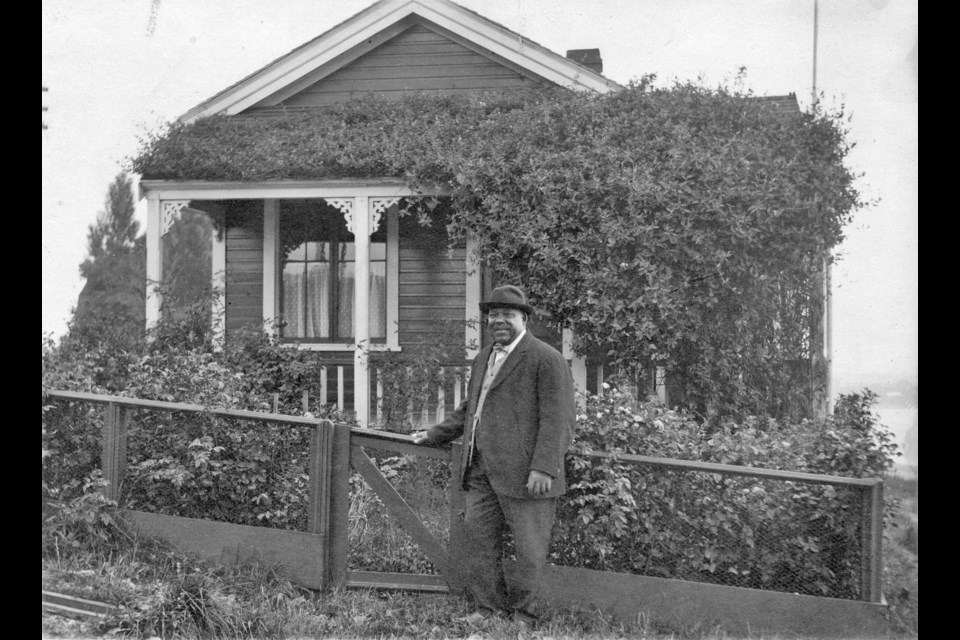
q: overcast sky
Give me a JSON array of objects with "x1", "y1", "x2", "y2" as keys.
[{"x1": 42, "y1": 0, "x2": 917, "y2": 396}]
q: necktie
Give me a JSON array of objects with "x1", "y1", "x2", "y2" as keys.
[
  {"x1": 490, "y1": 345, "x2": 508, "y2": 373},
  {"x1": 469, "y1": 345, "x2": 509, "y2": 467}
]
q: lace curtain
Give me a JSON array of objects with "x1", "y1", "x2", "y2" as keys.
[{"x1": 284, "y1": 252, "x2": 385, "y2": 340}]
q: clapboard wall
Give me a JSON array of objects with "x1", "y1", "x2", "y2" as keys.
[
  {"x1": 397, "y1": 213, "x2": 466, "y2": 352},
  {"x1": 224, "y1": 208, "x2": 264, "y2": 338},
  {"x1": 280, "y1": 23, "x2": 544, "y2": 107}
]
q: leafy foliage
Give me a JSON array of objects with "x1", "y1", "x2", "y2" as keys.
[
  {"x1": 44, "y1": 310, "x2": 899, "y2": 601},
  {"x1": 370, "y1": 317, "x2": 476, "y2": 433},
  {"x1": 132, "y1": 81, "x2": 863, "y2": 420},
  {"x1": 551, "y1": 385, "x2": 899, "y2": 599},
  {"x1": 42, "y1": 288, "x2": 461, "y2": 528}
]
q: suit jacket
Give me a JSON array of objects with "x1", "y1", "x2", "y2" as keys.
[{"x1": 422, "y1": 331, "x2": 576, "y2": 498}]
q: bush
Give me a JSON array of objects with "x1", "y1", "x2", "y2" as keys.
[
  {"x1": 43, "y1": 303, "x2": 903, "y2": 601},
  {"x1": 552, "y1": 385, "x2": 899, "y2": 599},
  {"x1": 42, "y1": 471, "x2": 126, "y2": 556}
]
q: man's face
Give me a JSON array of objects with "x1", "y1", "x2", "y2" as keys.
[{"x1": 487, "y1": 307, "x2": 526, "y2": 345}]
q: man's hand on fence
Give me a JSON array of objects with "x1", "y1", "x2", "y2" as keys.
[{"x1": 411, "y1": 431, "x2": 429, "y2": 445}]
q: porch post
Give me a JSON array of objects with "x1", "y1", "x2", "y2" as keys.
[
  {"x1": 354, "y1": 196, "x2": 370, "y2": 427},
  {"x1": 263, "y1": 200, "x2": 280, "y2": 335},
  {"x1": 465, "y1": 232, "x2": 481, "y2": 359},
  {"x1": 147, "y1": 199, "x2": 189, "y2": 333},
  {"x1": 211, "y1": 224, "x2": 226, "y2": 350},
  {"x1": 145, "y1": 197, "x2": 162, "y2": 331},
  {"x1": 563, "y1": 328, "x2": 588, "y2": 405}
]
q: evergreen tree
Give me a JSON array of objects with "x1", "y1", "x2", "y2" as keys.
[{"x1": 71, "y1": 173, "x2": 146, "y2": 349}]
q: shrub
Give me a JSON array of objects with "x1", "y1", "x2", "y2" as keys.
[
  {"x1": 42, "y1": 471, "x2": 126, "y2": 555},
  {"x1": 552, "y1": 385, "x2": 899, "y2": 599},
  {"x1": 43, "y1": 299, "x2": 902, "y2": 600}
]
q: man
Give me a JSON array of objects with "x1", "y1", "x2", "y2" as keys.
[{"x1": 413, "y1": 285, "x2": 576, "y2": 625}]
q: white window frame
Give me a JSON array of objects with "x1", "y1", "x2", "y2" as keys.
[{"x1": 264, "y1": 196, "x2": 400, "y2": 352}]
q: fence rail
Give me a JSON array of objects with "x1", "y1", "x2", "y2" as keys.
[{"x1": 43, "y1": 389, "x2": 884, "y2": 605}]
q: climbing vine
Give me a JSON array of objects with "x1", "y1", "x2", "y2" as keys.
[{"x1": 133, "y1": 80, "x2": 864, "y2": 420}]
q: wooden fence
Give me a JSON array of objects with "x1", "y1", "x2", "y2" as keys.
[{"x1": 43, "y1": 389, "x2": 890, "y2": 638}]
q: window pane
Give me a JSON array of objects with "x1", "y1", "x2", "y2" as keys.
[
  {"x1": 286, "y1": 243, "x2": 306, "y2": 262},
  {"x1": 370, "y1": 241, "x2": 386, "y2": 261},
  {"x1": 282, "y1": 263, "x2": 304, "y2": 338},
  {"x1": 338, "y1": 262, "x2": 354, "y2": 340},
  {"x1": 306, "y1": 263, "x2": 330, "y2": 339},
  {"x1": 370, "y1": 262, "x2": 387, "y2": 339},
  {"x1": 305, "y1": 241, "x2": 329, "y2": 262}
]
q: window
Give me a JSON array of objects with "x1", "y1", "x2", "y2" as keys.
[{"x1": 279, "y1": 200, "x2": 387, "y2": 343}]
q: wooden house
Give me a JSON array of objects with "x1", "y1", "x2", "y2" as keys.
[{"x1": 140, "y1": 0, "x2": 622, "y2": 426}]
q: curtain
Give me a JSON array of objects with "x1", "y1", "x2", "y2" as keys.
[
  {"x1": 282, "y1": 266, "x2": 304, "y2": 338},
  {"x1": 306, "y1": 263, "x2": 330, "y2": 339},
  {"x1": 369, "y1": 264, "x2": 387, "y2": 339}
]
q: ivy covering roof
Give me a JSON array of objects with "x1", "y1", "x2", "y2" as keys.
[{"x1": 132, "y1": 83, "x2": 860, "y2": 420}]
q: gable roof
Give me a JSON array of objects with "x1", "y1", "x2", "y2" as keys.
[{"x1": 179, "y1": 0, "x2": 622, "y2": 124}]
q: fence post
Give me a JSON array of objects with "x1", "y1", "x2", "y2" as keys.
[
  {"x1": 447, "y1": 442, "x2": 467, "y2": 594},
  {"x1": 100, "y1": 402, "x2": 127, "y2": 502},
  {"x1": 308, "y1": 419, "x2": 351, "y2": 590},
  {"x1": 860, "y1": 480, "x2": 884, "y2": 602},
  {"x1": 328, "y1": 422, "x2": 352, "y2": 588}
]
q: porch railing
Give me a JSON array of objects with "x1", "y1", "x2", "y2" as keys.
[{"x1": 291, "y1": 359, "x2": 469, "y2": 428}]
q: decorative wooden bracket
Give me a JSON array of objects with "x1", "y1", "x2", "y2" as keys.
[
  {"x1": 325, "y1": 198, "x2": 356, "y2": 233},
  {"x1": 329, "y1": 197, "x2": 399, "y2": 235},
  {"x1": 370, "y1": 197, "x2": 400, "y2": 234},
  {"x1": 161, "y1": 201, "x2": 190, "y2": 236}
]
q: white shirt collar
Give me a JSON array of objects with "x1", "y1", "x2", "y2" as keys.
[{"x1": 494, "y1": 329, "x2": 526, "y2": 356}]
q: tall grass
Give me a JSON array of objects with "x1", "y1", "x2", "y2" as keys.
[{"x1": 882, "y1": 473, "x2": 918, "y2": 636}]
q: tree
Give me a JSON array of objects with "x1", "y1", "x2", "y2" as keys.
[{"x1": 71, "y1": 173, "x2": 145, "y2": 349}]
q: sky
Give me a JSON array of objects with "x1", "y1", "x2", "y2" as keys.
[{"x1": 42, "y1": 0, "x2": 917, "y2": 454}]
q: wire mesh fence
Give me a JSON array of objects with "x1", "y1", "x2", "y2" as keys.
[
  {"x1": 43, "y1": 390, "x2": 882, "y2": 602},
  {"x1": 120, "y1": 408, "x2": 315, "y2": 532},
  {"x1": 553, "y1": 454, "x2": 880, "y2": 600},
  {"x1": 347, "y1": 451, "x2": 452, "y2": 575}
]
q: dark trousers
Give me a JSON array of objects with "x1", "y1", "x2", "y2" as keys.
[{"x1": 462, "y1": 450, "x2": 557, "y2": 615}]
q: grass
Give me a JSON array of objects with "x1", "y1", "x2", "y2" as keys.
[{"x1": 880, "y1": 473, "x2": 918, "y2": 637}]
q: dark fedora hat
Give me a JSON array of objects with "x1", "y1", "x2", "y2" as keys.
[{"x1": 479, "y1": 285, "x2": 535, "y2": 315}]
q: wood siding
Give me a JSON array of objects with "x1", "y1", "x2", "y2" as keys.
[
  {"x1": 398, "y1": 216, "x2": 466, "y2": 352},
  {"x1": 281, "y1": 24, "x2": 543, "y2": 107},
  {"x1": 225, "y1": 220, "x2": 264, "y2": 337}
]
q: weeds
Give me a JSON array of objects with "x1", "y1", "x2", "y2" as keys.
[{"x1": 882, "y1": 473, "x2": 918, "y2": 637}]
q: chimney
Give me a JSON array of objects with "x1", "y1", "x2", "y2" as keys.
[{"x1": 566, "y1": 48, "x2": 603, "y2": 74}]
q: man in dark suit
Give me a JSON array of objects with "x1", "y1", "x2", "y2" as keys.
[{"x1": 413, "y1": 285, "x2": 576, "y2": 625}]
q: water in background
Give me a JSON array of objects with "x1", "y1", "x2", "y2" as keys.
[
  {"x1": 874, "y1": 394, "x2": 918, "y2": 479},
  {"x1": 835, "y1": 376, "x2": 917, "y2": 479}
]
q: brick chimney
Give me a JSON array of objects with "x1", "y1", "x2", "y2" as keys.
[{"x1": 566, "y1": 48, "x2": 603, "y2": 74}]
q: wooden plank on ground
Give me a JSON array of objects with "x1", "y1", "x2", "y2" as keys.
[
  {"x1": 123, "y1": 510, "x2": 325, "y2": 590},
  {"x1": 350, "y1": 446, "x2": 452, "y2": 578},
  {"x1": 42, "y1": 591, "x2": 117, "y2": 618},
  {"x1": 345, "y1": 571, "x2": 449, "y2": 593},
  {"x1": 527, "y1": 563, "x2": 889, "y2": 639}
]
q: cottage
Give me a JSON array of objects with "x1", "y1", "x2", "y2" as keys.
[
  {"x1": 141, "y1": 0, "x2": 627, "y2": 426},
  {"x1": 140, "y1": 0, "x2": 806, "y2": 426}
]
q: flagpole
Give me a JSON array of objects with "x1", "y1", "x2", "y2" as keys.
[{"x1": 812, "y1": 0, "x2": 833, "y2": 415}]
